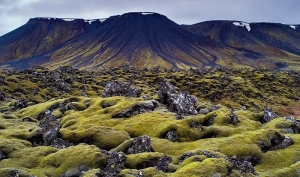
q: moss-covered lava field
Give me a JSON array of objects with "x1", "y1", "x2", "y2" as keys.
[{"x1": 0, "y1": 65, "x2": 300, "y2": 177}]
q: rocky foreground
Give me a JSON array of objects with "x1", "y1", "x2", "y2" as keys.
[{"x1": 0, "y1": 65, "x2": 300, "y2": 177}]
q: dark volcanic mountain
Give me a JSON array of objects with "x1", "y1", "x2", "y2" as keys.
[
  {"x1": 0, "y1": 12, "x2": 300, "y2": 70},
  {"x1": 47, "y1": 12, "x2": 221, "y2": 70},
  {"x1": 0, "y1": 17, "x2": 101, "y2": 61},
  {"x1": 185, "y1": 20, "x2": 300, "y2": 70}
]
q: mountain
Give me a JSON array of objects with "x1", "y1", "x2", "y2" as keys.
[
  {"x1": 0, "y1": 17, "x2": 102, "y2": 61},
  {"x1": 185, "y1": 20, "x2": 300, "y2": 70},
  {"x1": 0, "y1": 12, "x2": 300, "y2": 70}
]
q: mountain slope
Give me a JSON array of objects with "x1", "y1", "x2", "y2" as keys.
[
  {"x1": 0, "y1": 18, "x2": 101, "y2": 62},
  {"x1": 47, "y1": 12, "x2": 221, "y2": 70},
  {"x1": 0, "y1": 13, "x2": 300, "y2": 70},
  {"x1": 185, "y1": 21, "x2": 300, "y2": 69}
]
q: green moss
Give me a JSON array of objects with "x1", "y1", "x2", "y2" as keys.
[
  {"x1": 35, "y1": 144, "x2": 105, "y2": 176},
  {"x1": 173, "y1": 158, "x2": 231, "y2": 177},
  {"x1": 125, "y1": 152, "x2": 166, "y2": 169},
  {"x1": 60, "y1": 125, "x2": 131, "y2": 150},
  {"x1": 0, "y1": 138, "x2": 32, "y2": 155}
]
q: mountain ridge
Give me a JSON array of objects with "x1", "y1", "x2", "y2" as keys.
[{"x1": 0, "y1": 12, "x2": 300, "y2": 70}]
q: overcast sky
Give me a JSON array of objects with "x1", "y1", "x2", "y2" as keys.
[{"x1": 0, "y1": 0, "x2": 299, "y2": 36}]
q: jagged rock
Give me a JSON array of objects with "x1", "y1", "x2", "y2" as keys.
[
  {"x1": 205, "y1": 115, "x2": 216, "y2": 126},
  {"x1": 226, "y1": 155, "x2": 258, "y2": 175},
  {"x1": 0, "y1": 92, "x2": 5, "y2": 101},
  {"x1": 137, "y1": 155, "x2": 172, "y2": 172},
  {"x1": 258, "y1": 133, "x2": 294, "y2": 152},
  {"x1": 32, "y1": 87, "x2": 39, "y2": 95},
  {"x1": 229, "y1": 111, "x2": 239, "y2": 125},
  {"x1": 66, "y1": 103, "x2": 78, "y2": 111},
  {"x1": 126, "y1": 135, "x2": 153, "y2": 154},
  {"x1": 262, "y1": 107, "x2": 278, "y2": 123},
  {"x1": 197, "y1": 108, "x2": 209, "y2": 114},
  {"x1": 157, "y1": 79, "x2": 198, "y2": 116},
  {"x1": 15, "y1": 98, "x2": 27, "y2": 109},
  {"x1": 0, "y1": 76, "x2": 4, "y2": 85},
  {"x1": 51, "y1": 138, "x2": 73, "y2": 149},
  {"x1": 98, "y1": 151, "x2": 126, "y2": 177},
  {"x1": 39, "y1": 113, "x2": 61, "y2": 145},
  {"x1": 60, "y1": 165, "x2": 90, "y2": 177},
  {"x1": 10, "y1": 170, "x2": 20, "y2": 177},
  {"x1": 270, "y1": 133, "x2": 294, "y2": 150},
  {"x1": 57, "y1": 66, "x2": 75, "y2": 74},
  {"x1": 203, "y1": 151, "x2": 217, "y2": 158},
  {"x1": 22, "y1": 117, "x2": 36, "y2": 122},
  {"x1": 165, "y1": 130, "x2": 179, "y2": 142},
  {"x1": 102, "y1": 81, "x2": 142, "y2": 98},
  {"x1": 178, "y1": 152, "x2": 196, "y2": 164},
  {"x1": 189, "y1": 121, "x2": 203, "y2": 130},
  {"x1": 112, "y1": 100, "x2": 159, "y2": 118},
  {"x1": 208, "y1": 105, "x2": 221, "y2": 112},
  {"x1": 0, "y1": 151, "x2": 6, "y2": 160},
  {"x1": 64, "y1": 76, "x2": 74, "y2": 84},
  {"x1": 284, "y1": 116, "x2": 300, "y2": 133}
]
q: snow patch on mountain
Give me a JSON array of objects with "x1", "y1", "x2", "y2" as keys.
[
  {"x1": 62, "y1": 18, "x2": 75, "y2": 21},
  {"x1": 84, "y1": 18, "x2": 106, "y2": 24},
  {"x1": 141, "y1": 12, "x2": 154, "y2": 15},
  {"x1": 290, "y1": 25, "x2": 297, "y2": 30},
  {"x1": 233, "y1": 22, "x2": 251, "y2": 31}
]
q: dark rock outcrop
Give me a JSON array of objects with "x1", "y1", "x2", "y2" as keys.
[
  {"x1": 258, "y1": 133, "x2": 294, "y2": 152},
  {"x1": 178, "y1": 152, "x2": 196, "y2": 164},
  {"x1": 226, "y1": 155, "x2": 258, "y2": 175},
  {"x1": 126, "y1": 136, "x2": 153, "y2": 154},
  {"x1": 0, "y1": 151, "x2": 6, "y2": 161},
  {"x1": 102, "y1": 81, "x2": 142, "y2": 98},
  {"x1": 157, "y1": 79, "x2": 198, "y2": 116},
  {"x1": 98, "y1": 151, "x2": 126, "y2": 177},
  {"x1": 165, "y1": 130, "x2": 179, "y2": 142},
  {"x1": 262, "y1": 107, "x2": 278, "y2": 123},
  {"x1": 112, "y1": 100, "x2": 159, "y2": 118},
  {"x1": 39, "y1": 113, "x2": 60, "y2": 146},
  {"x1": 136, "y1": 155, "x2": 172, "y2": 172}
]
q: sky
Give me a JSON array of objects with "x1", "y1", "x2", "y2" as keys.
[{"x1": 0, "y1": 0, "x2": 300, "y2": 36}]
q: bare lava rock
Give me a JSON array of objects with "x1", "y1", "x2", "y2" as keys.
[
  {"x1": 39, "y1": 113, "x2": 73, "y2": 148},
  {"x1": 226, "y1": 155, "x2": 258, "y2": 175},
  {"x1": 262, "y1": 107, "x2": 278, "y2": 123},
  {"x1": 102, "y1": 81, "x2": 142, "y2": 98},
  {"x1": 97, "y1": 151, "x2": 126, "y2": 177},
  {"x1": 136, "y1": 155, "x2": 172, "y2": 172},
  {"x1": 112, "y1": 100, "x2": 159, "y2": 118},
  {"x1": 258, "y1": 132, "x2": 294, "y2": 152},
  {"x1": 157, "y1": 78, "x2": 198, "y2": 116},
  {"x1": 39, "y1": 113, "x2": 61, "y2": 146},
  {"x1": 126, "y1": 135, "x2": 153, "y2": 154}
]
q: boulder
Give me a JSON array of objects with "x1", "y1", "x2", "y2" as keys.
[
  {"x1": 126, "y1": 136, "x2": 153, "y2": 154},
  {"x1": 262, "y1": 107, "x2": 278, "y2": 123},
  {"x1": 98, "y1": 151, "x2": 126, "y2": 177},
  {"x1": 165, "y1": 130, "x2": 179, "y2": 142},
  {"x1": 157, "y1": 79, "x2": 198, "y2": 116},
  {"x1": 39, "y1": 113, "x2": 61, "y2": 146},
  {"x1": 102, "y1": 81, "x2": 142, "y2": 98},
  {"x1": 0, "y1": 151, "x2": 6, "y2": 160},
  {"x1": 226, "y1": 155, "x2": 258, "y2": 175},
  {"x1": 112, "y1": 100, "x2": 159, "y2": 118},
  {"x1": 136, "y1": 155, "x2": 172, "y2": 172}
]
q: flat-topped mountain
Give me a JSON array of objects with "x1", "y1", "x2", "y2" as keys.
[{"x1": 0, "y1": 12, "x2": 300, "y2": 70}]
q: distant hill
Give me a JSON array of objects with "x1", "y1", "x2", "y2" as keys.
[{"x1": 0, "y1": 12, "x2": 300, "y2": 70}]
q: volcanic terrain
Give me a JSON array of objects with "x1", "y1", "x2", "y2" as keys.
[{"x1": 0, "y1": 12, "x2": 300, "y2": 70}]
